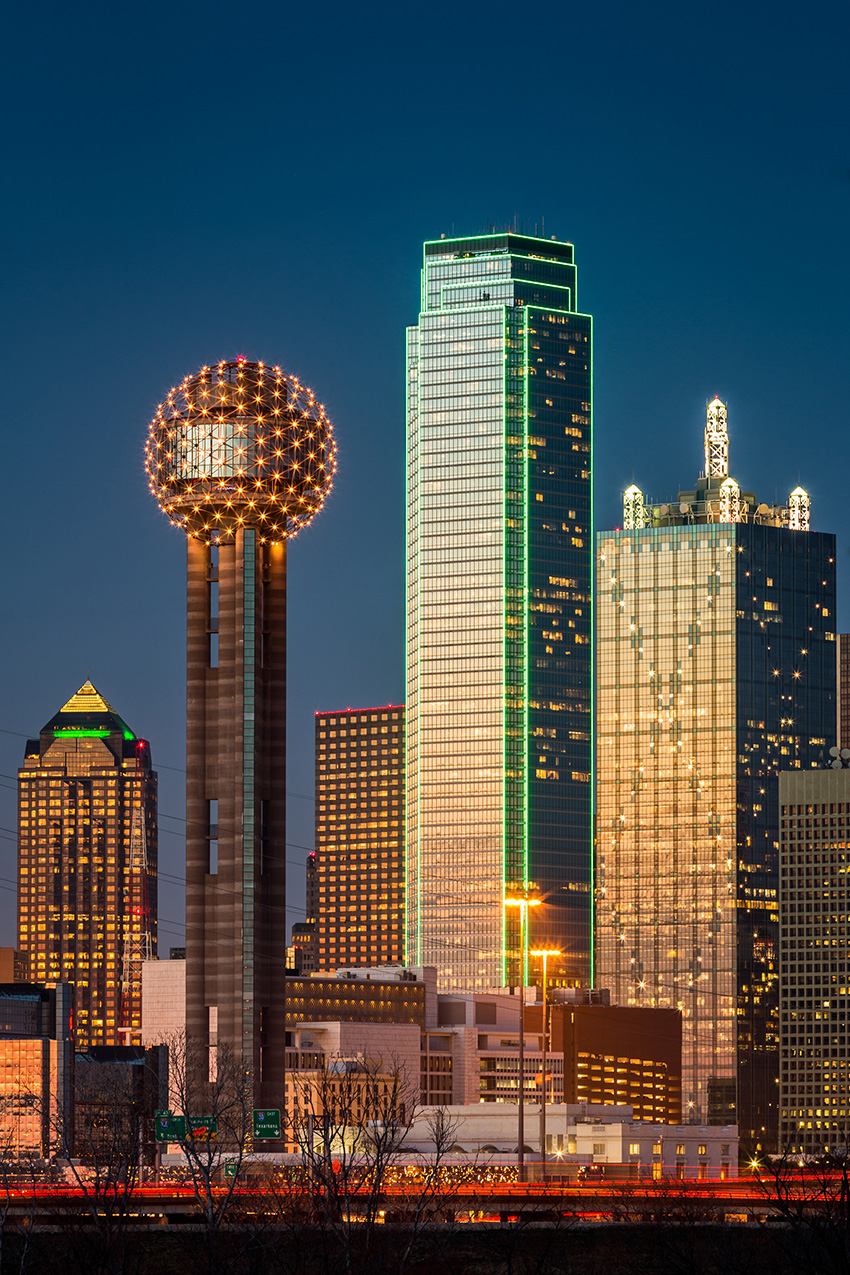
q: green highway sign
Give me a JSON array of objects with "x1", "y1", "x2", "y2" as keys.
[
  {"x1": 223, "y1": 1160, "x2": 238, "y2": 1181},
  {"x1": 188, "y1": 1116, "x2": 218, "y2": 1140},
  {"x1": 154, "y1": 1112, "x2": 186, "y2": 1142},
  {"x1": 252, "y1": 1108, "x2": 281, "y2": 1140}
]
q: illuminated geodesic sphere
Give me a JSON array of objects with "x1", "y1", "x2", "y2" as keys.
[{"x1": 145, "y1": 359, "x2": 335, "y2": 544}]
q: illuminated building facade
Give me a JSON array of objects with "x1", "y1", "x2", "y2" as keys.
[
  {"x1": 17, "y1": 682, "x2": 157, "y2": 1048},
  {"x1": 0, "y1": 982, "x2": 73, "y2": 1159},
  {"x1": 290, "y1": 852, "x2": 318, "y2": 973},
  {"x1": 314, "y1": 706, "x2": 404, "y2": 970},
  {"x1": 779, "y1": 766, "x2": 850, "y2": 1154},
  {"x1": 555, "y1": 1003, "x2": 682, "y2": 1123},
  {"x1": 145, "y1": 359, "x2": 334, "y2": 1116},
  {"x1": 838, "y1": 634, "x2": 850, "y2": 749},
  {"x1": 596, "y1": 399, "x2": 836, "y2": 1150},
  {"x1": 406, "y1": 232, "x2": 593, "y2": 989},
  {"x1": 285, "y1": 964, "x2": 432, "y2": 1030}
]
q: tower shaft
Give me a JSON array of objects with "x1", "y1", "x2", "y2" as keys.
[{"x1": 186, "y1": 530, "x2": 287, "y2": 1109}]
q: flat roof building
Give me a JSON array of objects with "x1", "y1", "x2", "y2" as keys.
[
  {"x1": 314, "y1": 706, "x2": 404, "y2": 970},
  {"x1": 838, "y1": 635, "x2": 850, "y2": 750},
  {"x1": 0, "y1": 982, "x2": 73, "y2": 1159},
  {"x1": 406, "y1": 232, "x2": 593, "y2": 989},
  {"x1": 779, "y1": 764, "x2": 850, "y2": 1154}
]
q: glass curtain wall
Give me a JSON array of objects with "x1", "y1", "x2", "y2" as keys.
[
  {"x1": 596, "y1": 520, "x2": 836, "y2": 1144},
  {"x1": 406, "y1": 233, "x2": 592, "y2": 990}
]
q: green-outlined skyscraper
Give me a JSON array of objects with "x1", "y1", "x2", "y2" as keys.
[{"x1": 406, "y1": 231, "x2": 593, "y2": 990}]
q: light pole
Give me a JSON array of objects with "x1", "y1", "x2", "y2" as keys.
[
  {"x1": 531, "y1": 948, "x2": 561, "y2": 1174},
  {"x1": 505, "y1": 894, "x2": 540, "y2": 1180}
]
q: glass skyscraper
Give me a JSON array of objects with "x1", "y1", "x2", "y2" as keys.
[
  {"x1": 595, "y1": 400, "x2": 836, "y2": 1151},
  {"x1": 406, "y1": 232, "x2": 593, "y2": 990}
]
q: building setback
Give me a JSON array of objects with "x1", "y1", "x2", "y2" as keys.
[
  {"x1": 18, "y1": 682, "x2": 157, "y2": 1047},
  {"x1": 406, "y1": 231, "x2": 593, "y2": 990},
  {"x1": 595, "y1": 399, "x2": 836, "y2": 1151},
  {"x1": 314, "y1": 706, "x2": 404, "y2": 970},
  {"x1": 779, "y1": 765, "x2": 850, "y2": 1154}
]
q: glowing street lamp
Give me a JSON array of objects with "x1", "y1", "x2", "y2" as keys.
[
  {"x1": 531, "y1": 948, "x2": 561, "y2": 1171},
  {"x1": 505, "y1": 894, "x2": 541, "y2": 1179}
]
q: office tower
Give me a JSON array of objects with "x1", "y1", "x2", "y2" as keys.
[
  {"x1": 290, "y1": 851, "x2": 318, "y2": 973},
  {"x1": 839, "y1": 634, "x2": 850, "y2": 748},
  {"x1": 145, "y1": 359, "x2": 334, "y2": 1113},
  {"x1": 555, "y1": 1003, "x2": 682, "y2": 1123},
  {"x1": 0, "y1": 982, "x2": 74, "y2": 1158},
  {"x1": 406, "y1": 232, "x2": 593, "y2": 989},
  {"x1": 17, "y1": 681, "x2": 158, "y2": 1048},
  {"x1": 779, "y1": 764, "x2": 850, "y2": 1154},
  {"x1": 314, "y1": 706, "x2": 405, "y2": 969},
  {"x1": 596, "y1": 399, "x2": 836, "y2": 1151}
]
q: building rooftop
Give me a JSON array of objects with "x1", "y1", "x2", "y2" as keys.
[
  {"x1": 41, "y1": 680, "x2": 136, "y2": 740},
  {"x1": 621, "y1": 399, "x2": 811, "y2": 532}
]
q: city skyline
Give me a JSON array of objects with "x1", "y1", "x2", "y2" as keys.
[{"x1": 2, "y1": 2, "x2": 849, "y2": 950}]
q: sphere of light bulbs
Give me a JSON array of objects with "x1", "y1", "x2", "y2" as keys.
[{"x1": 146, "y1": 359, "x2": 335, "y2": 544}]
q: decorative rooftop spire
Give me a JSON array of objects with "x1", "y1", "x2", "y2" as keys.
[
  {"x1": 705, "y1": 396, "x2": 728, "y2": 479},
  {"x1": 623, "y1": 484, "x2": 648, "y2": 529},
  {"x1": 788, "y1": 487, "x2": 811, "y2": 531}
]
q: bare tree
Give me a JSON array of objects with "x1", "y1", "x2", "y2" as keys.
[
  {"x1": 50, "y1": 1053, "x2": 155, "y2": 1275},
  {"x1": 0, "y1": 1097, "x2": 43, "y2": 1275},
  {"x1": 165, "y1": 1031, "x2": 253, "y2": 1275},
  {"x1": 289, "y1": 1055, "x2": 417, "y2": 1274},
  {"x1": 754, "y1": 1148, "x2": 850, "y2": 1275}
]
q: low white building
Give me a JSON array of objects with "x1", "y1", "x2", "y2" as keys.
[
  {"x1": 405, "y1": 1103, "x2": 738, "y2": 1178},
  {"x1": 291, "y1": 1020, "x2": 420, "y2": 1091}
]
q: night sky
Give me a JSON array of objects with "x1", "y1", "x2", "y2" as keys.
[{"x1": 2, "y1": 0, "x2": 848, "y2": 949}]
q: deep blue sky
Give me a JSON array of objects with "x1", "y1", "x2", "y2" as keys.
[{"x1": 2, "y1": 0, "x2": 848, "y2": 948}]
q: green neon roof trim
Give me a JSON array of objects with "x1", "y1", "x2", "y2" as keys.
[{"x1": 53, "y1": 729, "x2": 111, "y2": 738}]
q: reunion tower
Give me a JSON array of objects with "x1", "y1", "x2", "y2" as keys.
[{"x1": 146, "y1": 358, "x2": 335, "y2": 1110}]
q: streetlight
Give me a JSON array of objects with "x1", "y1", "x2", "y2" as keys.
[
  {"x1": 505, "y1": 894, "x2": 541, "y2": 1180},
  {"x1": 531, "y1": 948, "x2": 561, "y2": 1172}
]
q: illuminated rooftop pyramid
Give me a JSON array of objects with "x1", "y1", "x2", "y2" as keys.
[{"x1": 41, "y1": 680, "x2": 136, "y2": 740}]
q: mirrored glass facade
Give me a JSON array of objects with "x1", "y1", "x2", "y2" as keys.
[
  {"x1": 596, "y1": 519, "x2": 836, "y2": 1150},
  {"x1": 406, "y1": 233, "x2": 592, "y2": 989}
]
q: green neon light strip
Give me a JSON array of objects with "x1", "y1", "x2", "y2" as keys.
[
  {"x1": 54, "y1": 729, "x2": 109, "y2": 738},
  {"x1": 522, "y1": 314, "x2": 530, "y2": 989},
  {"x1": 588, "y1": 305, "x2": 596, "y2": 987},
  {"x1": 423, "y1": 233, "x2": 574, "y2": 249},
  {"x1": 242, "y1": 529, "x2": 256, "y2": 1067},
  {"x1": 522, "y1": 301, "x2": 593, "y2": 987},
  {"x1": 501, "y1": 310, "x2": 509, "y2": 987},
  {"x1": 405, "y1": 323, "x2": 422, "y2": 966}
]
